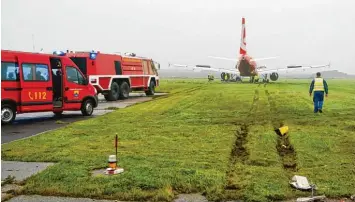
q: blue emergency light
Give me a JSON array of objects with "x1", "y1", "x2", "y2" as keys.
[
  {"x1": 89, "y1": 51, "x2": 97, "y2": 60},
  {"x1": 53, "y1": 50, "x2": 66, "y2": 56}
]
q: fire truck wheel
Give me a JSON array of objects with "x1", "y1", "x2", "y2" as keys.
[
  {"x1": 81, "y1": 99, "x2": 94, "y2": 116},
  {"x1": 119, "y1": 81, "x2": 130, "y2": 99},
  {"x1": 1, "y1": 104, "x2": 16, "y2": 124},
  {"x1": 145, "y1": 80, "x2": 155, "y2": 96},
  {"x1": 53, "y1": 111, "x2": 63, "y2": 117},
  {"x1": 105, "y1": 82, "x2": 120, "y2": 101}
]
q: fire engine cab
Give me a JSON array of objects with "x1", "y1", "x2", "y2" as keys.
[
  {"x1": 1, "y1": 50, "x2": 98, "y2": 124},
  {"x1": 64, "y1": 50, "x2": 160, "y2": 101}
]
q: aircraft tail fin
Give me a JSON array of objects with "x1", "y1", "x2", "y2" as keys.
[{"x1": 239, "y1": 17, "x2": 247, "y2": 55}]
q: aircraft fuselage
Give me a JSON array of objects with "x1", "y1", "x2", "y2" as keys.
[{"x1": 236, "y1": 55, "x2": 258, "y2": 77}]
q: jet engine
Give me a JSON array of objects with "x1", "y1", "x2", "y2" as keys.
[
  {"x1": 270, "y1": 72, "x2": 279, "y2": 81},
  {"x1": 220, "y1": 72, "x2": 230, "y2": 81},
  {"x1": 221, "y1": 72, "x2": 225, "y2": 80}
]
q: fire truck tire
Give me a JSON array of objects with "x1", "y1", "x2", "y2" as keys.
[
  {"x1": 145, "y1": 80, "x2": 155, "y2": 96},
  {"x1": 53, "y1": 111, "x2": 63, "y2": 117},
  {"x1": 119, "y1": 81, "x2": 130, "y2": 99},
  {"x1": 105, "y1": 82, "x2": 120, "y2": 101},
  {"x1": 81, "y1": 99, "x2": 94, "y2": 116},
  {"x1": 1, "y1": 104, "x2": 16, "y2": 124}
]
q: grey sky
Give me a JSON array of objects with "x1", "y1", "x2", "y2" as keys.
[{"x1": 2, "y1": 0, "x2": 355, "y2": 74}]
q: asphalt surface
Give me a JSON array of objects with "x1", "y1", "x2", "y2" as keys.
[{"x1": 1, "y1": 93, "x2": 166, "y2": 144}]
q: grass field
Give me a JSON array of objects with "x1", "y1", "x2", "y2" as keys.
[{"x1": 2, "y1": 78, "x2": 355, "y2": 201}]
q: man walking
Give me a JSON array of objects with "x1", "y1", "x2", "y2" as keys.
[{"x1": 309, "y1": 72, "x2": 328, "y2": 113}]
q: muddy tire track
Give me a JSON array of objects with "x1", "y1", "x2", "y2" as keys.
[
  {"x1": 225, "y1": 88, "x2": 260, "y2": 190},
  {"x1": 224, "y1": 84, "x2": 298, "y2": 196},
  {"x1": 225, "y1": 123, "x2": 250, "y2": 190},
  {"x1": 177, "y1": 85, "x2": 206, "y2": 95},
  {"x1": 250, "y1": 89, "x2": 260, "y2": 114},
  {"x1": 265, "y1": 89, "x2": 298, "y2": 172}
]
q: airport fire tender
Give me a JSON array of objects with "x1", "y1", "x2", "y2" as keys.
[
  {"x1": 63, "y1": 50, "x2": 160, "y2": 101},
  {"x1": 1, "y1": 50, "x2": 99, "y2": 124}
]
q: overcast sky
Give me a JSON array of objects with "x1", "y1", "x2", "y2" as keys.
[{"x1": 2, "y1": 0, "x2": 355, "y2": 74}]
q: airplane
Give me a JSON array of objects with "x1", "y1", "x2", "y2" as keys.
[{"x1": 168, "y1": 17, "x2": 331, "y2": 83}]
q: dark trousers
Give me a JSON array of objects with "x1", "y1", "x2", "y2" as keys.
[{"x1": 313, "y1": 91, "x2": 324, "y2": 112}]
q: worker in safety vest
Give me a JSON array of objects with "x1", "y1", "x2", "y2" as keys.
[
  {"x1": 208, "y1": 74, "x2": 214, "y2": 82},
  {"x1": 254, "y1": 75, "x2": 259, "y2": 83},
  {"x1": 309, "y1": 72, "x2": 328, "y2": 113}
]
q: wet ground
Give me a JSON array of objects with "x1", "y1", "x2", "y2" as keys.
[
  {"x1": 5, "y1": 194, "x2": 210, "y2": 202},
  {"x1": 1, "y1": 93, "x2": 167, "y2": 144}
]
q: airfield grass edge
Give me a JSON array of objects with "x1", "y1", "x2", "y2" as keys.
[{"x1": 2, "y1": 79, "x2": 355, "y2": 201}]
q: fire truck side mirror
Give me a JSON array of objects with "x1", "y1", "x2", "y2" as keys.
[{"x1": 83, "y1": 78, "x2": 88, "y2": 85}]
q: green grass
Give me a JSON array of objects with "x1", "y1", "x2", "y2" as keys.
[{"x1": 2, "y1": 78, "x2": 355, "y2": 201}]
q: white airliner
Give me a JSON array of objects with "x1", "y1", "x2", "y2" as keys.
[{"x1": 169, "y1": 17, "x2": 330, "y2": 82}]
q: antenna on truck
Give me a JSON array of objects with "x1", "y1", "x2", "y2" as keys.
[
  {"x1": 32, "y1": 34, "x2": 35, "y2": 52},
  {"x1": 124, "y1": 52, "x2": 136, "y2": 57}
]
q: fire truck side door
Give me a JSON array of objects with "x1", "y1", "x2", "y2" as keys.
[
  {"x1": 17, "y1": 55, "x2": 53, "y2": 112},
  {"x1": 62, "y1": 65, "x2": 87, "y2": 110},
  {"x1": 142, "y1": 60, "x2": 149, "y2": 86}
]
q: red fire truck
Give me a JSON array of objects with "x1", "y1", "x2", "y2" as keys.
[
  {"x1": 1, "y1": 50, "x2": 98, "y2": 124},
  {"x1": 63, "y1": 51, "x2": 160, "y2": 101}
]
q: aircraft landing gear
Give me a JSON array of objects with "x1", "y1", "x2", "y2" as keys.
[
  {"x1": 235, "y1": 76, "x2": 242, "y2": 82},
  {"x1": 259, "y1": 74, "x2": 269, "y2": 83},
  {"x1": 249, "y1": 76, "x2": 255, "y2": 83}
]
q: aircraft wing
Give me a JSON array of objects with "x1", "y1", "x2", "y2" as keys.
[
  {"x1": 208, "y1": 56, "x2": 279, "y2": 62},
  {"x1": 168, "y1": 63, "x2": 240, "y2": 74},
  {"x1": 166, "y1": 63, "x2": 195, "y2": 71},
  {"x1": 251, "y1": 56, "x2": 280, "y2": 62},
  {"x1": 257, "y1": 63, "x2": 331, "y2": 74},
  {"x1": 207, "y1": 56, "x2": 237, "y2": 62}
]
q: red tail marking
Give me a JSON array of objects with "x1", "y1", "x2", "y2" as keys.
[{"x1": 239, "y1": 17, "x2": 247, "y2": 55}]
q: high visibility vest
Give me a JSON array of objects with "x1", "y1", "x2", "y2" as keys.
[{"x1": 313, "y1": 78, "x2": 324, "y2": 91}]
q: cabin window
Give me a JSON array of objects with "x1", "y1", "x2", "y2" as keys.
[
  {"x1": 1, "y1": 62, "x2": 20, "y2": 81},
  {"x1": 114, "y1": 61, "x2": 122, "y2": 75},
  {"x1": 22, "y1": 63, "x2": 49, "y2": 81},
  {"x1": 66, "y1": 66, "x2": 85, "y2": 85}
]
